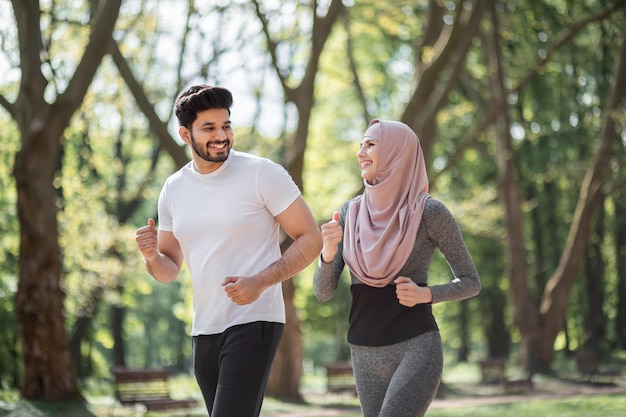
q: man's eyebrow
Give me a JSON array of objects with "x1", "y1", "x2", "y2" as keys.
[{"x1": 199, "y1": 120, "x2": 231, "y2": 127}]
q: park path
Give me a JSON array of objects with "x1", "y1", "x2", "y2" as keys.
[
  {"x1": 430, "y1": 377, "x2": 626, "y2": 409},
  {"x1": 260, "y1": 377, "x2": 626, "y2": 417}
]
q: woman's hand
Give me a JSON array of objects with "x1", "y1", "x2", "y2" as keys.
[
  {"x1": 320, "y1": 211, "x2": 342, "y2": 263},
  {"x1": 394, "y1": 276, "x2": 432, "y2": 307}
]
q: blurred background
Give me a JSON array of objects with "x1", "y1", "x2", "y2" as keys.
[{"x1": 0, "y1": 0, "x2": 625, "y2": 409}]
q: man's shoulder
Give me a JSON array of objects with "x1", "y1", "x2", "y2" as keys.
[
  {"x1": 231, "y1": 150, "x2": 279, "y2": 166},
  {"x1": 231, "y1": 151, "x2": 290, "y2": 178},
  {"x1": 164, "y1": 161, "x2": 193, "y2": 183}
]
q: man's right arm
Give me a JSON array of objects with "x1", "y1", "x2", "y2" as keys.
[{"x1": 135, "y1": 218, "x2": 183, "y2": 284}]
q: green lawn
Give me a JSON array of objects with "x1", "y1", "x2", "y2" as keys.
[
  {"x1": 426, "y1": 394, "x2": 626, "y2": 417},
  {"x1": 262, "y1": 392, "x2": 626, "y2": 417}
]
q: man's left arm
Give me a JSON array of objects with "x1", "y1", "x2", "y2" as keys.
[{"x1": 222, "y1": 196, "x2": 322, "y2": 305}]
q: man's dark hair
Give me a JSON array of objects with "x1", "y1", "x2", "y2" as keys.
[{"x1": 174, "y1": 85, "x2": 233, "y2": 129}]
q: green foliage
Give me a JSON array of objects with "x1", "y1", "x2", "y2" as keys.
[{"x1": 0, "y1": 115, "x2": 19, "y2": 390}]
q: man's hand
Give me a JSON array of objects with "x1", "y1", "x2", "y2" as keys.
[
  {"x1": 222, "y1": 276, "x2": 265, "y2": 305},
  {"x1": 136, "y1": 218, "x2": 158, "y2": 261},
  {"x1": 394, "y1": 276, "x2": 433, "y2": 307}
]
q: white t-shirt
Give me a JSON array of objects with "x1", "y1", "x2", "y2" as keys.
[{"x1": 157, "y1": 150, "x2": 301, "y2": 335}]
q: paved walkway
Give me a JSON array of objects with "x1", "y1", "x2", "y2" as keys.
[
  {"x1": 430, "y1": 378, "x2": 626, "y2": 409},
  {"x1": 260, "y1": 376, "x2": 626, "y2": 416}
]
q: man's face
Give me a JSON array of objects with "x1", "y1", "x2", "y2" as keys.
[{"x1": 181, "y1": 108, "x2": 233, "y2": 168}]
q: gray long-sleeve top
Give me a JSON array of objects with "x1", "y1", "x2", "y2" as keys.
[{"x1": 314, "y1": 195, "x2": 480, "y2": 346}]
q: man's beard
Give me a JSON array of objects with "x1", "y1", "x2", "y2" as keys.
[{"x1": 190, "y1": 133, "x2": 231, "y2": 163}]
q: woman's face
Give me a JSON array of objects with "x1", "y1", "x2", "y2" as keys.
[{"x1": 356, "y1": 136, "x2": 379, "y2": 184}]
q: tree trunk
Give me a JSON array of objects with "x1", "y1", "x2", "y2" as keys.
[
  {"x1": 69, "y1": 289, "x2": 103, "y2": 379},
  {"x1": 266, "y1": 280, "x2": 304, "y2": 403},
  {"x1": 10, "y1": 0, "x2": 122, "y2": 401},
  {"x1": 457, "y1": 300, "x2": 470, "y2": 362},
  {"x1": 401, "y1": 0, "x2": 486, "y2": 158},
  {"x1": 615, "y1": 194, "x2": 626, "y2": 349},
  {"x1": 483, "y1": 286, "x2": 510, "y2": 359},
  {"x1": 14, "y1": 125, "x2": 82, "y2": 401},
  {"x1": 111, "y1": 291, "x2": 126, "y2": 367},
  {"x1": 583, "y1": 207, "x2": 606, "y2": 352},
  {"x1": 485, "y1": 0, "x2": 537, "y2": 372}
]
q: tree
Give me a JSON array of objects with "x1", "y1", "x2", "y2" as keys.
[
  {"x1": 533, "y1": 11, "x2": 626, "y2": 369},
  {"x1": 400, "y1": 0, "x2": 487, "y2": 160},
  {"x1": 485, "y1": 0, "x2": 533, "y2": 370},
  {"x1": 1, "y1": 0, "x2": 122, "y2": 401},
  {"x1": 487, "y1": 0, "x2": 626, "y2": 372},
  {"x1": 251, "y1": 0, "x2": 346, "y2": 401}
]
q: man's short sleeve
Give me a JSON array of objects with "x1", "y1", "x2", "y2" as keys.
[
  {"x1": 157, "y1": 184, "x2": 174, "y2": 232},
  {"x1": 258, "y1": 159, "x2": 301, "y2": 217}
]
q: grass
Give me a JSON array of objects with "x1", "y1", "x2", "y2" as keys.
[{"x1": 426, "y1": 394, "x2": 626, "y2": 417}]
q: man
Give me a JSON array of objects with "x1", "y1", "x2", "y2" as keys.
[{"x1": 135, "y1": 85, "x2": 322, "y2": 417}]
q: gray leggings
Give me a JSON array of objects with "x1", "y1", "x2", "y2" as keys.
[{"x1": 350, "y1": 331, "x2": 443, "y2": 417}]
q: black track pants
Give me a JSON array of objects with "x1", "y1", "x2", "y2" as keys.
[{"x1": 193, "y1": 321, "x2": 284, "y2": 417}]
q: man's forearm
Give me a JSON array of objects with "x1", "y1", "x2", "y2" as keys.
[
  {"x1": 257, "y1": 233, "x2": 322, "y2": 289},
  {"x1": 145, "y1": 252, "x2": 180, "y2": 284}
]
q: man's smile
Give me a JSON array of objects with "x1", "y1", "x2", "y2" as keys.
[{"x1": 208, "y1": 140, "x2": 229, "y2": 149}]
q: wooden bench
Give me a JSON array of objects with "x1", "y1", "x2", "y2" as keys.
[
  {"x1": 478, "y1": 358, "x2": 506, "y2": 384},
  {"x1": 502, "y1": 377, "x2": 532, "y2": 394},
  {"x1": 325, "y1": 362, "x2": 356, "y2": 394},
  {"x1": 111, "y1": 367, "x2": 198, "y2": 412},
  {"x1": 479, "y1": 358, "x2": 532, "y2": 394},
  {"x1": 576, "y1": 353, "x2": 621, "y2": 384}
]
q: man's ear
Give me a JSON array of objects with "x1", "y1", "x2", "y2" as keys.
[{"x1": 179, "y1": 126, "x2": 191, "y2": 144}]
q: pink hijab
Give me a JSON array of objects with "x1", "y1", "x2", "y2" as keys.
[{"x1": 342, "y1": 119, "x2": 429, "y2": 287}]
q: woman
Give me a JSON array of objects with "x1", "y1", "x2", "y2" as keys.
[{"x1": 314, "y1": 119, "x2": 480, "y2": 417}]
